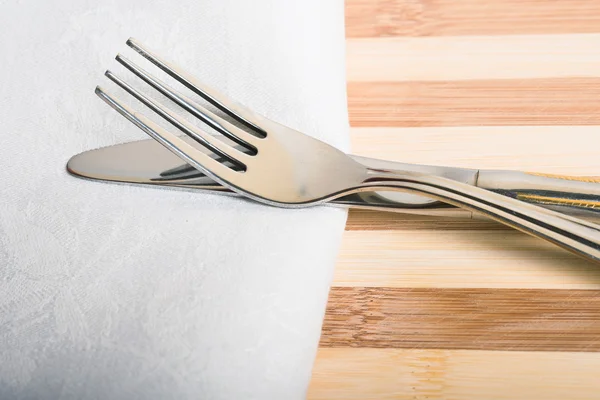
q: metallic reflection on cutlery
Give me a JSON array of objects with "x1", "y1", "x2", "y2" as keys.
[
  {"x1": 68, "y1": 134, "x2": 600, "y2": 224},
  {"x1": 71, "y1": 38, "x2": 600, "y2": 262}
]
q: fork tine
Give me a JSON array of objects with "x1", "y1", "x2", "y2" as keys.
[
  {"x1": 104, "y1": 70, "x2": 250, "y2": 171},
  {"x1": 95, "y1": 86, "x2": 240, "y2": 184},
  {"x1": 126, "y1": 37, "x2": 266, "y2": 136},
  {"x1": 115, "y1": 54, "x2": 261, "y2": 151}
]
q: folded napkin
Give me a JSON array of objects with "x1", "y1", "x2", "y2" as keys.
[{"x1": 0, "y1": 0, "x2": 349, "y2": 398}]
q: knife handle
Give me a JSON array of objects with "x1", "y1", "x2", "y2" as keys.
[{"x1": 477, "y1": 170, "x2": 600, "y2": 215}]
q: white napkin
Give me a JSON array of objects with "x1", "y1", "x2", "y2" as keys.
[{"x1": 0, "y1": 1, "x2": 349, "y2": 398}]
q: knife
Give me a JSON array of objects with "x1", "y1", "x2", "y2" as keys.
[{"x1": 67, "y1": 137, "x2": 600, "y2": 222}]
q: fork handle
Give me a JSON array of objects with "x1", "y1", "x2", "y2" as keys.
[{"x1": 364, "y1": 169, "x2": 600, "y2": 263}]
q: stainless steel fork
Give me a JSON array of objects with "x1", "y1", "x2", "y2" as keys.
[{"x1": 95, "y1": 38, "x2": 600, "y2": 263}]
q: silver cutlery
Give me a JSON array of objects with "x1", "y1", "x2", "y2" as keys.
[
  {"x1": 80, "y1": 38, "x2": 600, "y2": 262},
  {"x1": 68, "y1": 136, "x2": 600, "y2": 223}
]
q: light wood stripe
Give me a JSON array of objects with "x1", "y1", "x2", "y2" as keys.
[
  {"x1": 334, "y1": 230, "x2": 600, "y2": 289},
  {"x1": 320, "y1": 287, "x2": 600, "y2": 351},
  {"x1": 349, "y1": 126, "x2": 600, "y2": 174},
  {"x1": 346, "y1": 0, "x2": 600, "y2": 38},
  {"x1": 309, "y1": 348, "x2": 600, "y2": 400},
  {"x1": 346, "y1": 210, "x2": 504, "y2": 231},
  {"x1": 348, "y1": 78, "x2": 600, "y2": 127},
  {"x1": 347, "y1": 34, "x2": 600, "y2": 82}
]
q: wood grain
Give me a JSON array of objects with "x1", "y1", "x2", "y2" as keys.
[
  {"x1": 347, "y1": 34, "x2": 600, "y2": 82},
  {"x1": 309, "y1": 348, "x2": 600, "y2": 399},
  {"x1": 311, "y1": 1, "x2": 600, "y2": 397},
  {"x1": 345, "y1": 209, "x2": 504, "y2": 231},
  {"x1": 320, "y1": 287, "x2": 600, "y2": 351},
  {"x1": 349, "y1": 126, "x2": 600, "y2": 174},
  {"x1": 346, "y1": 0, "x2": 600, "y2": 38},
  {"x1": 348, "y1": 78, "x2": 600, "y2": 127},
  {"x1": 334, "y1": 229, "x2": 600, "y2": 289}
]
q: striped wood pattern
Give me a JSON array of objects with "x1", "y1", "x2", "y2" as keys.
[
  {"x1": 309, "y1": 1, "x2": 600, "y2": 398},
  {"x1": 310, "y1": 348, "x2": 600, "y2": 400},
  {"x1": 348, "y1": 79, "x2": 600, "y2": 127},
  {"x1": 345, "y1": 0, "x2": 600, "y2": 37},
  {"x1": 320, "y1": 288, "x2": 600, "y2": 351}
]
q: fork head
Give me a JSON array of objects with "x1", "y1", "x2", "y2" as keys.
[{"x1": 96, "y1": 38, "x2": 368, "y2": 206}]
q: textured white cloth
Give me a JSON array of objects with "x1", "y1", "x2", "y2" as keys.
[{"x1": 0, "y1": 1, "x2": 349, "y2": 398}]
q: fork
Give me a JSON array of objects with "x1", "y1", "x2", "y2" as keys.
[{"x1": 95, "y1": 38, "x2": 600, "y2": 263}]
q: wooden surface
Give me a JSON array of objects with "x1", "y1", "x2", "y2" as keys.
[{"x1": 308, "y1": 1, "x2": 600, "y2": 398}]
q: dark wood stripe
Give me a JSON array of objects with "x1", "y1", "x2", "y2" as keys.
[
  {"x1": 346, "y1": 209, "x2": 507, "y2": 231},
  {"x1": 348, "y1": 79, "x2": 600, "y2": 127},
  {"x1": 321, "y1": 287, "x2": 600, "y2": 352},
  {"x1": 346, "y1": 0, "x2": 600, "y2": 38}
]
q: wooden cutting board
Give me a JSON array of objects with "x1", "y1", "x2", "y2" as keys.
[{"x1": 308, "y1": 1, "x2": 600, "y2": 398}]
